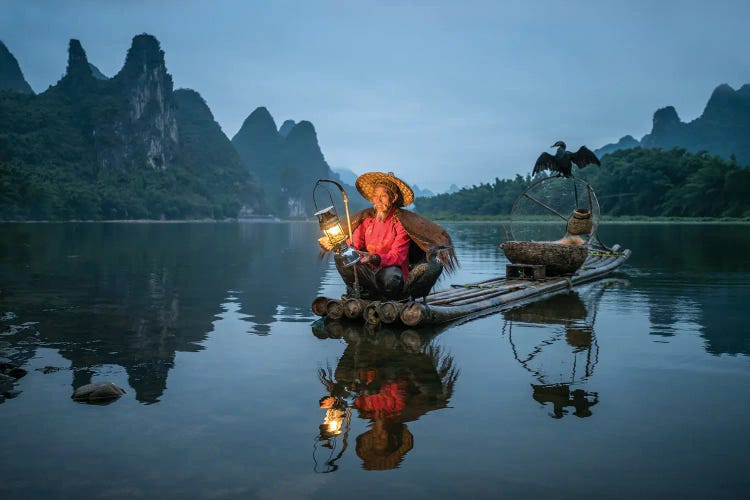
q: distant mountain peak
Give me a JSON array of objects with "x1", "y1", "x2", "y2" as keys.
[
  {"x1": 712, "y1": 82, "x2": 734, "y2": 94},
  {"x1": 232, "y1": 108, "x2": 341, "y2": 216},
  {"x1": 287, "y1": 120, "x2": 316, "y2": 137},
  {"x1": 701, "y1": 83, "x2": 750, "y2": 123},
  {"x1": 279, "y1": 119, "x2": 296, "y2": 137},
  {"x1": 89, "y1": 33, "x2": 179, "y2": 170},
  {"x1": 121, "y1": 34, "x2": 167, "y2": 78},
  {"x1": 597, "y1": 81, "x2": 750, "y2": 165},
  {"x1": 250, "y1": 106, "x2": 272, "y2": 118},
  {"x1": 652, "y1": 105, "x2": 681, "y2": 126},
  {"x1": 284, "y1": 121, "x2": 322, "y2": 152},
  {"x1": 234, "y1": 106, "x2": 279, "y2": 144},
  {"x1": 705, "y1": 83, "x2": 738, "y2": 108},
  {"x1": 595, "y1": 135, "x2": 640, "y2": 157},
  {"x1": 0, "y1": 40, "x2": 34, "y2": 94},
  {"x1": 247, "y1": 106, "x2": 276, "y2": 127},
  {"x1": 61, "y1": 39, "x2": 93, "y2": 86}
]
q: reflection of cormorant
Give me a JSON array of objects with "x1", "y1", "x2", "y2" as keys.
[
  {"x1": 533, "y1": 141, "x2": 600, "y2": 178},
  {"x1": 502, "y1": 281, "x2": 624, "y2": 419},
  {"x1": 312, "y1": 322, "x2": 458, "y2": 471},
  {"x1": 532, "y1": 384, "x2": 599, "y2": 419}
]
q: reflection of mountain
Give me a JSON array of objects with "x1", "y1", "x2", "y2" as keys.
[
  {"x1": 604, "y1": 224, "x2": 750, "y2": 355},
  {"x1": 502, "y1": 282, "x2": 618, "y2": 418},
  {"x1": 312, "y1": 321, "x2": 458, "y2": 471},
  {"x1": 235, "y1": 222, "x2": 326, "y2": 334},
  {"x1": 0, "y1": 222, "x2": 326, "y2": 403}
]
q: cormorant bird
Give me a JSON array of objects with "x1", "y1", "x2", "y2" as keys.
[
  {"x1": 533, "y1": 141, "x2": 600, "y2": 177},
  {"x1": 403, "y1": 245, "x2": 451, "y2": 302}
]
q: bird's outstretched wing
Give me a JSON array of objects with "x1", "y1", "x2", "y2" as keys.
[
  {"x1": 570, "y1": 146, "x2": 601, "y2": 169},
  {"x1": 533, "y1": 152, "x2": 559, "y2": 175}
]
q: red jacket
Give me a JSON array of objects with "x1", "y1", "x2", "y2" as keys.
[{"x1": 350, "y1": 208, "x2": 411, "y2": 278}]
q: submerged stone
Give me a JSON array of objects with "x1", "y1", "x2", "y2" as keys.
[{"x1": 72, "y1": 382, "x2": 126, "y2": 404}]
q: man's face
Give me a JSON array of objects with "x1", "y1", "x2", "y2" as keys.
[{"x1": 372, "y1": 186, "x2": 396, "y2": 216}]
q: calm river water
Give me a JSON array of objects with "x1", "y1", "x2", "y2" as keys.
[{"x1": 1, "y1": 221, "x2": 748, "y2": 499}]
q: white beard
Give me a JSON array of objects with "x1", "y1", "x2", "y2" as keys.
[{"x1": 375, "y1": 210, "x2": 388, "y2": 221}]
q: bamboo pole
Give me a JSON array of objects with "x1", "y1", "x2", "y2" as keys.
[
  {"x1": 377, "y1": 301, "x2": 407, "y2": 324},
  {"x1": 401, "y1": 302, "x2": 432, "y2": 326},
  {"x1": 343, "y1": 298, "x2": 367, "y2": 319},
  {"x1": 449, "y1": 276, "x2": 507, "y2": 289},
  {"x1": 326, "y1": 299, "x2": 344, "y2": 320},
  {"x1": 421, "y1": 276, "x2": 510, "y2": 302},
  {"x1": 364, "y1": 302, "x2": 381, "y2": 326},
  {"x1": 445, "y1": 286, "x2": 528, "y2": 307},
  {"x1": 426, "y1": 280, "x2": 517, "y2": 301},
  {"x1": 428, "y1": 283, "x2": 528, "y2": 306},
  {"x1": 312, "y1": 296, "x2": 329, "y2": 316}
]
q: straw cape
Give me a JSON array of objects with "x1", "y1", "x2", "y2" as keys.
[
  {"x1": 355, "y1": 172, "x2": 415, "y2": 208},
  {"x1": 349, "y1": 207, "x2": 459, "y2": 274}
]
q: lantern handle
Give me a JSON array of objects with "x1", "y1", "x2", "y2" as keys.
[{"x1": 313, "y1": 179, "x2": 339, "y2": 214}]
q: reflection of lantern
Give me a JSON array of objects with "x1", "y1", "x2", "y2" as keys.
[
  {"x1": 315, "y1": 205, "x2": 360, "y2": 267},
  {"x1": 314, "y1": 404, "x2": 352, "y2": 473},
  {"x1": 321, "y1": 408, "x2": 346, "y2": 437}
]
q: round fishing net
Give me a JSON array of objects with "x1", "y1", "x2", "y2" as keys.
[{"x1": 509, "y1": 175, "x2": 606, "y2": 249}]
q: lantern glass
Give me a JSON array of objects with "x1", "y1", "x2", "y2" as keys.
[
  {"x1": 324, "y1": 223, "x2": 346, "y2": 246},
  {"x1": 315, "y1": 206, "x2": 346, "y2": 245},
  {"x1": 314, "y1": 205, "x2": 360, "y2": 267}
]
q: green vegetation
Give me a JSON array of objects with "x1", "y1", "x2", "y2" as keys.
[
  {"x1": 415, "y1": 174, "x2": 532, "y2": 218},
  {"x1": 0, "y1": 87, "x2": 261, "y2": 220},
  {"x1": 415, "y1": 148, "x2": 750, "y2": 219},
  {"x1": 582, "y1": 148, "x2": 750, "y2": 217},
  {"x1": 0, "y1": 36, "x2": 264, "y2": 221}
]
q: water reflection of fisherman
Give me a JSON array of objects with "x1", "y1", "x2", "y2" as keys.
[
  {"x1": 314, "y1": 327, "x2": 458, "y2": 471},
  {"x1": 317, "y1": 367, "x2": 414, "y2": 471},
  {"x1": 351, "y1": 370, "x2": 413, "y2": 471}
]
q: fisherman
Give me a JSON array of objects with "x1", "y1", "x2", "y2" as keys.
[{"x1": 319, "y1": 172, "x2": 458, "y2": 300}]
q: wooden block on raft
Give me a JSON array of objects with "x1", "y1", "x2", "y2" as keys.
[{"x1": 506, "y1": 263, "x2": 546, "y2": 280}]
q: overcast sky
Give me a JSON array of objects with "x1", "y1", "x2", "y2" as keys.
[{"x1": 3, "y1": 0, "x2": 749, "y2": 192}]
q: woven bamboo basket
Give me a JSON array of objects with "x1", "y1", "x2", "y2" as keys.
[
  {"x1": 566, "y1": 209, "x2": 593, "y2": 235},
  {"x1": 500, "y1": 241, "x2": 588, "y2": 276}
]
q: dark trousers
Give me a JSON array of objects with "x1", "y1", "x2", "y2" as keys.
[{"x1": 334, "y1": 257, "x2": 404, "y2": 300}]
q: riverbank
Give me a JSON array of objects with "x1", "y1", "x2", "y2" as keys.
[
  {"x1": 0, "y1": 216, "x2": 282, "y2": 223},
  {"x1": 2, "y1": 215, "x2": 749, "y2": 224},
  {"x1": 425, "y1": 214, "x2": 750, "y2": 224}
]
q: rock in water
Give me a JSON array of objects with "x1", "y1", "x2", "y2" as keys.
[{"x1": 72, "y1": 382, "x2": 126, "y2": 404}]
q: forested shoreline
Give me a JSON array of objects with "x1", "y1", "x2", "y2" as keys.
[{"x1": 414, "y1": 148, "x2": 750, "y2": 219}]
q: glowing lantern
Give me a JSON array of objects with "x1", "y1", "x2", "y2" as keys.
[{"x1": 315, "y1": 205, "x2": 360, "y2": 267}]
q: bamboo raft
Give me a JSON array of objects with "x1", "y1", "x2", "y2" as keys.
[{"x1": 312, "y1": 245, "x2": 631, "y2": 327}]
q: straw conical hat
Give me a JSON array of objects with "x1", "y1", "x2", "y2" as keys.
[{"x1": 355, "y1": 171, "x2": 414, "y2": 207}]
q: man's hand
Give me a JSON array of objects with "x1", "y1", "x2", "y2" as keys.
[
  {"x1": 358, "y1": 252, "x2": 381, "y2": 266},
  {"x1": 318, "y1": 236, "x2": 334, "y2": 251}
]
